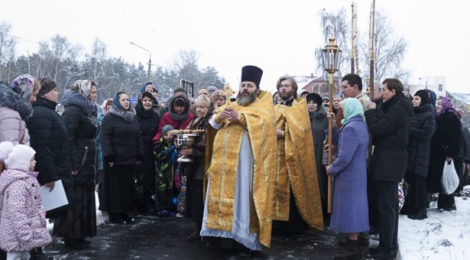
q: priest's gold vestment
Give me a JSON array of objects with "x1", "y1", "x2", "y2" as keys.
[
  {"x1": 205, "y1": 90, "x2": 276, "y2": 247},
  {"x1": 273, "y1": 98, "x2": 324, "y2": 231}
]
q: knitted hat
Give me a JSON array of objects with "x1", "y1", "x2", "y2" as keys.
[
  {"x1": 414, "y1": 89, "x2": 430, "y2": 106},
  {"x1": 38, "y1": 78, "x2": 57, "y2": 97},
  {"x1": 161, "y1": 124, "x2": 174, "y2": 137},
  {"x1": 0, "y1": 141, "x2": 36, "y2": 172}
]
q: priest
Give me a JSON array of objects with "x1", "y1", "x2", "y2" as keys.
[
  {"x1": 200, "y1": 65, "x2": 276, "y2": 251},
  {"x1": 272, "y1": 75, "x2": 324, "y2": 232}
]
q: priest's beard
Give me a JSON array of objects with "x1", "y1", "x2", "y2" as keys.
[
  {"x1": 237, "y1": 90, "x2": 258, "y2": 106},
  {"x1": 280, "y1": 91, "x2": 294, "y2": 101}
]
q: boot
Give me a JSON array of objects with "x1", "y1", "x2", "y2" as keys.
[
  {"x1": 408, "y1": 209, "x2": 427, "y2": 220},
  {"x1": 338, "y1": 233, "x2": 369, "y2": 247},
  {"x1": 64, "y1": 239, "x2": 90, "y2": 250},
  {"x1": 334, "y1": 239, "x2": 361, "y2": 260},
  {"x1": 29, "y1": 247, "x2": 52, "y2": 260}
]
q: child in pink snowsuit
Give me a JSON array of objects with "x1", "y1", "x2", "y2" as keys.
[{"x1": 0, "y1": 141, "x2": 51, "y2": 260}]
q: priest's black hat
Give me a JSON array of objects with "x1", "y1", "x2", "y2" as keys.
[{"x1": 241, "y1": 65, "x2": 263, "y2": 88}]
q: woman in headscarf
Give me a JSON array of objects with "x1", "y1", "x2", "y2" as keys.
[
  {"x1": 401, "y1": 90, "x2": 436, "y2": 219},
  {"x1": 427, "y1": 96, "x2": 462, "y2": 211},
  {"x1": 181, "y1": 94, "x2": 213, "y2": 241},
  {"x1": 135, "y1": 91, "x2": 160, "y2": 214},
  {"x1": 153, "y1": 93, "x2": 194, "y2": 141},
  {"x1": 306, "y1": 93, "x2": 328, "y2": 223},
  {"x1": 53, "y1": 80, "x2": 99, "y2": 249},
  {"x1": 100, "y1": 91, "x2": 142, "y2": 224},
  {"x1": 0, "y1": 76, "x2": 40, "y2": 260},
  {"x1": 0, "y1": 74, "x2": 40, "y2": 144},
  {"x1": 326, "y1": 98, "x2": 370, "y2": 260}
]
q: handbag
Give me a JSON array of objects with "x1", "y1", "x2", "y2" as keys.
[{"x1": 442, "y1": 160, "x2": 460, "y2": 195}]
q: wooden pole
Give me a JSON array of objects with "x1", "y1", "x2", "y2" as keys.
[
  {"x1": 327, "y1": 73, "x2": 334, "y2": 213},
  {"x1": 351, "y1": 2, "x2": 355, "y2": 74},
  {"x1": 369, "y1": 0, "x2": 376, "y2": 99}
]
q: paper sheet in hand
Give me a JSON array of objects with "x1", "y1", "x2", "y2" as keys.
[{"x1": 40, "y1": 180, "x2": 69, "y2": 211}]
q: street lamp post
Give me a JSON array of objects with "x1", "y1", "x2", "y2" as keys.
[
  {"x1": 130, "y1": 41, "x2": 151, "y2": 82},
  {"x1": 321, "y1": 36, "x2": 342, "y2": 213}
]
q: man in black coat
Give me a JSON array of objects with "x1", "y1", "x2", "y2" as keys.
[{"x1": 365, "y1": 78, "x2": 413, "y2": 259}]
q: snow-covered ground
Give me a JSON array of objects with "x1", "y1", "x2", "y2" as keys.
[
  {"x1": 47, "y1": 187, "x2": 470, "y2": 259},
  {"x1": 398, "y1": 185, "x2": 470, "y2": 260}
]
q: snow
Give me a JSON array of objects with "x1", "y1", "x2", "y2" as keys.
[
  {"x1": 45, "y1": 187, "x2": 470, "y2": 260},
  {"x1": 398, "y1": 186, "x2": 470, "y2": 260}
]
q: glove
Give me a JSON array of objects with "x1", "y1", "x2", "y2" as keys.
[{"x1": 163, "y1": 145, "x2": 176, "y2": 156}]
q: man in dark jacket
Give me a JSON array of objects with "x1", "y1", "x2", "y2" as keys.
[{"x1": 365, "y1": 78, "x2": 413, "y2": 259}]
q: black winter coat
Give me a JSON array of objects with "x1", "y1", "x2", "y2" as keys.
[
  {"x1": 26, "y1": 96, "x2": 74, "y2": 202},
  {"x1": 426, "y1": 110, "x2": 462, "y2": 192},
  {"x1": 61, "y1": 90, "x2": 99, "y2": 186},
  {"x1": 100, "y1": 107, "x2": 142, "y2": 166},
  {"x1": 136, "y1": 103, "x2": 160, "y2": 178},
  {"x1": 462, "y1": 126, "x2": 470, "y2": 163},
  {"x1": 406, "y1": 104, "x2": 436, "y2": 177},
  {"x1": 365, "y1": 93, "x2": 413, "y2": 182}
]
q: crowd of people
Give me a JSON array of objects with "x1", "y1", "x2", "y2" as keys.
[{"x1": 0, "y1": 67, "x2": 469, "y2": 260}]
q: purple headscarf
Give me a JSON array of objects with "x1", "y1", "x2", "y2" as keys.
[{"x1": 438, "y1": 97, "x2": 461, "y2": 119}]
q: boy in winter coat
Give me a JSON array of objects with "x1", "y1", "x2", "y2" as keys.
[
  {"x1": 0, "y1": 141, "x2": 51, "y2": 260},
  {"x1": 154, "y1": 125, "x2": 178, "y2": 217}
]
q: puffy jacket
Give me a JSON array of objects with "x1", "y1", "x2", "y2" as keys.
[
  {"x1": 153, "y1": 94, "x2": 194, "y2": 141},
  {"x1": 406, "y1": 104, "x2": 436, "y2": 177},
  {"x1": 0, "y1": 169, "x2": 51, "y2": 252},
  {"x1": 0, "y1": 85, "x2": 32, "y2": 144},
  {"x1": 26, "y1": 97, "x2": 74, "y2": 204}
]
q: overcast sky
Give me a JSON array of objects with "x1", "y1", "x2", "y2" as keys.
[{"x1": 2, "y1": 0, "x2": 469, "y2": 94}]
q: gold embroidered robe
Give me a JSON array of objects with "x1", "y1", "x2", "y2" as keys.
[
  {"x1": 273, "y1": 98, "x2": 324, "y2": 231},
  {"x1": 205, "y1": 90, "x2": 276, "y2": 247}
]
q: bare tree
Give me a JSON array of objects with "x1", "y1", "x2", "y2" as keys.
[
  {"x1": 360, "y1": 12, "x2": 408, "y2": 85},
  {"x1": 0, "y1": 21, "x2": 17, "y2": 80},
  {"x1": 315, "y1": 8, "x2": 350, "y2": 77}
]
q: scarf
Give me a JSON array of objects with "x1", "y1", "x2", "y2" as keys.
[
  {"x1": 438, "y1": 97, "x2": 461, "y2": 119},
  {"x1": 9, "y1": 74, "x2": 35, "y2": 102},
  {"x1": 109, "y1": 107, "x2": 136, "y2": 122},
  {"x1": 341, "y1": 98, "x2": 364, "y2": 125}
]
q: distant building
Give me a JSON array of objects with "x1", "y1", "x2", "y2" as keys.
[
  {"x1": 408, "y1": 76, "x2": 446, "y2": 98},
  {"x1": 295, "y1": 74, "x2": 342, "y2": 96}
]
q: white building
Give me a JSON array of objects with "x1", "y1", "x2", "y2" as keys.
[{"x1": 408, "y1": 76, "x2": 446, "y2": 97}]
